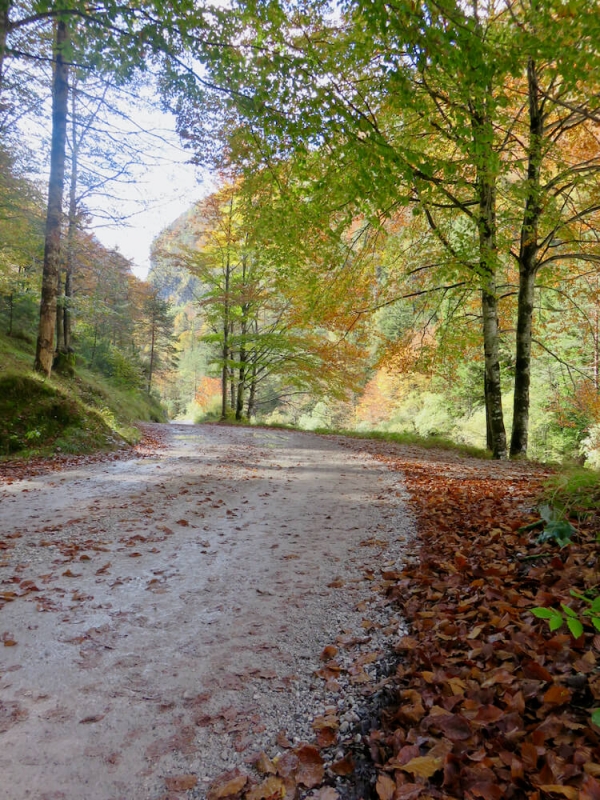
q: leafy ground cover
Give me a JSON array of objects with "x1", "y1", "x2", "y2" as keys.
[{"x1": 356, "y1": 444, "x2": 600, "y2": 800}]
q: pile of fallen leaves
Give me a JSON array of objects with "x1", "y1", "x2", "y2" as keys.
[{"x1": 362, "y1": 447, "x2": 600, "y2": 800}]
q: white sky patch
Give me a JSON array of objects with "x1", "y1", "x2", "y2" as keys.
[
  {"x1": 87, "y1": 103, "x2": 212, "y2": 280},
  {"x1": 19, "y1": 81, "x2": 214, "y2": 282}
]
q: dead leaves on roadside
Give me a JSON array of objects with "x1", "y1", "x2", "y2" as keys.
[
  {"x1": 361, "y1": 447, "x2": 600, "y2": 800},
  {"x1": 208, "y1": 743, "x2": 326, "y2": 800}
]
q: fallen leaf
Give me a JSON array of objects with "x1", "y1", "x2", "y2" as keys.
[
  {"x1": 539, "y1": 786, "x2": 578, "y2": 799},
  {"x1": 165, "y1": 775, "x2": 198, "y2": 792},
  {"x1": 330, "y1": 755, "x2": 354, "y2": 776},
  {"x1": 321, "y1": 645, "x2": 339, "y2": 660},
  {"x1": 376, "y1": 773, "x2": 396, "y2": 800},
  {"x1": 400, "y1": 755, "x2": 443, "y2": 779},
  {"x1": 294, "y1": 744, "x2": 324, "y2": 788},
  {"x1": 254, "y1": 752, "x2": 277, "y2": 775},
  {"x1": 245, "y1": 776, "x2": 286, "y2": 800},
  {"x1": 207, "y1": 769, "x2": 248, "y2": 800},
  {"x1": 543, "y1": 685, "x2": 572, "y2": 706}
]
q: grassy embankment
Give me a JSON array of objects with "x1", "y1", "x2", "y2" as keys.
[{"x1": 0, "y1": 332, "x2": 166, "y2": 460}]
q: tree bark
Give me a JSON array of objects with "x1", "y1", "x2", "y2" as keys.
[
  {"x1": 221, "y1": 267, "x2": 230, "y2": 420},
  {"x1": 56, "y1": 269, "x2": 64, "y2": 351},
  {"x1": 246, "y1": 358, "x2": 257, "y2": 419},
  {"x1": 34, "y1": 17, "x2": 69, "y2": 376},
  {"x1": 475, "y1": 113, "x2": 507, "y2": 459},
  {"x1": 484, "y1": 372, "x2": 493, "y2": 451},
  {"x1": 510, "y1": 58, "x2": 543, "y2": 458},
  {"x1": 147, "y1": 312, "x2": 156, "y2": 394},
  {"x1": 236, "y1": 336, "x2": 247, "y2": 420},
  {"x1": 481, "y1": 282, "x2": 507, "y2": 459},
  {"x1": 63, "y1": 80, "x2": 79, "y2": 352},
  {"x1": 0, "y1": 0, "x2": 10, "y2": 90}
]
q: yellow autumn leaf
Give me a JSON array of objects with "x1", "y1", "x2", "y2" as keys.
[
  {"x1": 540, "y1": 786, "x2": 578, "y2": 799},
  {"x1": 376, "y1": 773, "x2": 396, "y2": 800},
  {"x1": 400, "y1": 756, "x2": 444, "y2": 779}
]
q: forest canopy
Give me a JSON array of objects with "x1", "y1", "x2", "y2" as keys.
[{"x1": 1, "y1": 0, "x2": 600, "y2": 464}]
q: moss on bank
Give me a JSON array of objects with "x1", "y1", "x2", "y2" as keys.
[{"x1": 0, "y1": 333, "x2": 166, "y2": 459}]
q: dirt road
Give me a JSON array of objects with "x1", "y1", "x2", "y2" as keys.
[{"x1": 0, "y1": 424, "x2": 414, "y2": 800}]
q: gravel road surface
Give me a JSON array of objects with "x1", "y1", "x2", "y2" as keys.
[{"x1": 0, "y1": 424, "x2": 415, "y2": 800}]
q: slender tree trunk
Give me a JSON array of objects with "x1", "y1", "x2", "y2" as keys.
[
  {"x1": 230, "y1": 358, "x2": 236, "y2": 409},
  {"x1": 247, "y1": 359, "x2": 257, "y2": 419},
  {"x1": 481, "y1": 283, "x2": 506, "y2": 459},
  {"x1": 478, "y1": 179, "x2": 506, "y2": 459},
  {"x1": 594, "y1": 301, "x2": 599, "y2": 391},
  {"x1": 221, "y1": 268, "x2": 230, "y2": 420},
  {"x1": 472, "y1": 96, "x2": 507, "y2": 459},
  {"x1": 236, "y1": 342, "x2": 246, "y2": 420},
  {"x1": 34, "y1": 17, "x2": 69, "y2": 376},
  {"x1": 511, "y1": 58, "x2": 543, "y2": 458},
  {"x1": 0, "y1": 0, "x2": 10, "y2": 90},
  {"x1": 56, "y1": 269, "x2": 64, "y2": 351},
  {"x1": 64, "y1": 82, "x2": 79, "y2": 351},
  {"x1": 511, "y1": 265, "x2": 537, "y2": 457},
  {"x1": 484, "y1": 372, "x2": 493, "y2": 451},
  {"x1": 147, "y1": 316, "x2": 156, "y2": 394},
  {"x1": 90, "y1": 318, "x2": 98, "y2": 367}
]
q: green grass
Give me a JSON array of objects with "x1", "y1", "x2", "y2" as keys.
[
  {"x1": 543, "y1": 466, "x2": 600, "y2": 520},
  {"x1": 311, "y1": 427, "x2": 491, "y2": 458},
  {"x1": 0, "y1": 331, "x2": 166, "y2": 459}
]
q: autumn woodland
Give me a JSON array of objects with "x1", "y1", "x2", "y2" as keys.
[{"x1": 1, "y1": 1, "x2": 600, "y2": 799}]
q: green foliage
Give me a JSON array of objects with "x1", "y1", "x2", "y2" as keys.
[
  {"x1": 0, "y1": 329, "x2": 165, "y2": 458},
  {"x1": 543, "y1": 467, "x2": 600, "y2": 520},
  {"x1": 532, "y1": 591, "x2": 600, "y2": 640},
  {"x1": 535, "y1": 503, "x2": 576, "y2": 548},
  {"x1": 312, "y1": 427, "x2": 490, "y2": 459}
]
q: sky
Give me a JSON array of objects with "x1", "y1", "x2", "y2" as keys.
[
  {"x1": 91, "y1": 148, "x2": 207, "y2": 281},
  {"x1": 87, "y1": 106, "x2": 212, "y2": 281},
  {"x1": 20, "y1": 79, "x2": 213, "y2": 282}
]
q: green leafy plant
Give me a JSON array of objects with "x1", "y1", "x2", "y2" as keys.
[
  {"x1": 531, "y1": 593, "x2": 600, "y2": 728},
  {"x1": 531, "y1": 591, "x2": 600, "y2": 638},
  {"x1": 535, "y1": 503, "x2": 576, "y2": 548}
]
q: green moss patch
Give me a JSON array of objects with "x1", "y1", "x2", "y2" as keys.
[{"x1": 0, "y1": 373, "x2": 115, "y2": 456}]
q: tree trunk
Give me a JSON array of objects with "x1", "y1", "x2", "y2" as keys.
[
  {"x1": 221, "y1": 316, "x2": 229, "y2": 420},
  {"x1": 473, "y1": 97, "x2": 507, "y2": 459},
  {"x1": 510, "y1": 58, "x2": 543, "y2": 459},
  {"x1": 236, "y1": 304, "x2": 249, "y2": 420},
  {"x1": 247, "y1": 359, "x2": 257, "y2": 419},
  {"x1": 236, "y1": 347, "x2": 246, "y2": 420},
  {"x1": 478, "y1": 182, "x2": 507, "y2": 459},
  {"x1": 481, "y1": 284, "x2": 507, "y2": 458},
  {"x1": 90, "y1": 318, "x2": 98, "y2": 367},
  {"x1": 230, "y1": 359, "x2": 236, "y2": 409},
  {"x1": 484, "y1": 372, "x2": 493, "y2": 451},
  {"x1": 56, "y1": 269, "x2": 64, "y2": 351},
  {"x1": 511, "y1": 265, "x2": 537, "y2": 457},
  {"x1": 220, "y1": 254, "x2": 231, "y2": 419},
  {"x1": 64, "y1": 81, "x2": 79, "y2": 352},
  {"x1": 0, "y1": 0, "x2": 10, "y2": 90},
  {"x1": 34, "y1": 17, "x2": 69, "y2": 376},
  {"x1": 147, "y1": 316, "x2": 156, "y2": 394}
]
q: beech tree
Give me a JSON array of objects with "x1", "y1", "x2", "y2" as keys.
[
  {"x1": 506, "y1": 4, "x2": 600, "y2": 457},
  {"x1": 34, "y1": 13, "x2": 68, "y2": 375}
]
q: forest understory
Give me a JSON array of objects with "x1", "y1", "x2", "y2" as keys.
[{"x1": 1, "y1": 424, "x2": 598, "y2": 800}]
